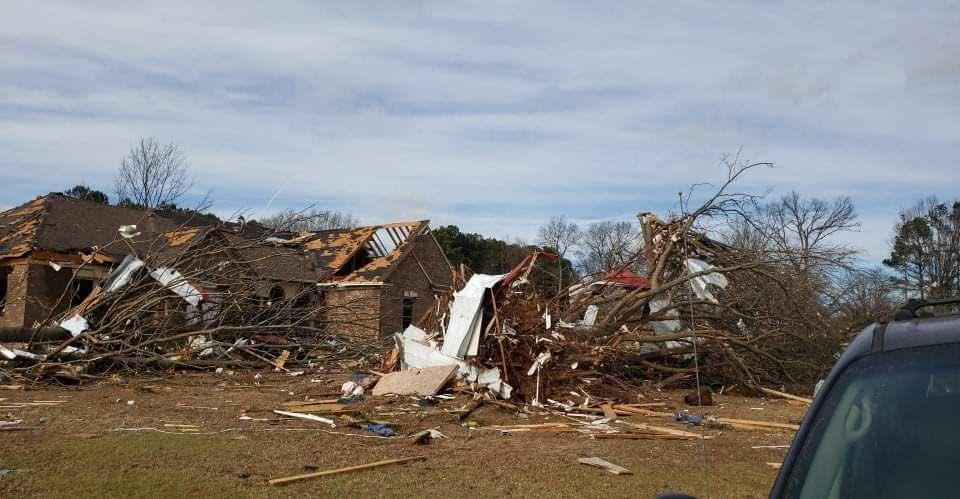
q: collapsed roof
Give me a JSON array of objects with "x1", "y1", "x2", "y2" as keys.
[
  {"x1": 0, "y1": 194, "x2": 178, "y2": 260},
  {"x1": 262, "y1": 221, "x2": 433, "y2": 284}
]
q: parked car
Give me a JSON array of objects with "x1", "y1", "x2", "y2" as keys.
[{"x1": 771, "y1": 298, "x2": 960, "y2": 498}]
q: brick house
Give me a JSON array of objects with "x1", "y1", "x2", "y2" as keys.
[
  {"x1": 291, "y1": 221, "x2": 454, "y2": 337},
  {"x1": 160, "y1": 221, "x2": 455, "y2": 337},
  {"x1": 0, "y1": 194, "x2": 177, "y2": 328},
  {"x1": 0, "y1": 195, "x2": 453, "y2": 338}
]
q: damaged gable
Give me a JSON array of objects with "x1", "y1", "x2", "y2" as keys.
[
  {"x1": 281, "y1": 221, "x2": 431, "y2": 282},
  {"x1": 304, "y1": 226, "x2": 378, "y2": 275},
  {"x1": 342, "y1": 221, "x2": 431, "y2": 283}
]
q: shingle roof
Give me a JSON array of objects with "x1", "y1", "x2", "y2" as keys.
[
  {"x1": 148, "y1": 227, "x2": 323, "y2": 283},
  {"x1": 0, "y1": 194, "x2": 178, "y2": 260},
  {"x1": 304, "y1": 226, "x2": 378, "y2": 272}
]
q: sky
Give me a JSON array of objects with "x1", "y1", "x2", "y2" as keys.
[{"x1": 1, "y1": 1, "x2": 957, "y2": 264}]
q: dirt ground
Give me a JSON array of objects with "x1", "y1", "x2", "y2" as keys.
[{"x1": 0, "y1": 371, "x2": 805, "y2": 498}]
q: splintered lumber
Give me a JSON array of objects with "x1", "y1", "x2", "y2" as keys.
[
  {"x1": 601, "y1": 404, "x2": 618, "y2": 420},
  {"x1": 371, "y1": 365, "x2": 458, "y2": 396},
  {"x1": 612, "y1": 405, "x2": 674, "y2": 417},
  {"x1": 278, "y1": 402, "x2": 359, "y2": 414},
  {"x1": 715, "y1": 417, "x2": 799, "y2": 431},
  {"x1": 485, "y1": 422, "x2": 574, "y2": 433},
  {"x1": 757, "y1": 387, "x2": 812, "y2": 405},
  {"x1": 482, "y1": 398, "x2": 520, "y2": 411},
  {"x1": 272, "y1": 410, "x2": 336, "y2": 427},
  {"x1": 268, "y1": 456, "x2": 427, "y2": 486},
  {"x1": 0, "y1": 425, "x2": 40, "y2": 431},
  {"x1": 569, "y1": 406, "x2": 634, "y2": 416},
  {"x1": 590, "y1": 433, "x2": 689, "y2": 441},
  {"x1": 624, "y1": 402, "x2": 669, "y2": 408},
  {"x1": 625, "y1": 422, "x2": 713, "y2": 440},
  {"x1": 458, "y1": 399, "x2": 483, "y2": 421},
  {"x1": 578, "y1": 457, "x2": 632, "y2": 475},
  {"x1": 282, "y1": 399, "x2": 340, "y2": 407},
  {"x1": 0, "y1": 385, "x2": 25, "y2": 391},
  {"x1": 722, "y1": 422, "x2": 773, "y2": 432}
]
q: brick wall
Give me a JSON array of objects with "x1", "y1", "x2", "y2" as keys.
[
  {"x1": 323, "y1": 286, "x2": 381, "y2": 337},
  {"x1": 0, "y1": 263, "x2": 29, "y2": 328},
  {"x1": 379, "y1": 233, "x2": 453, "y2": 336},
  {"x1": 23, "y1": 263, "x2": 75, "y2": 327}
]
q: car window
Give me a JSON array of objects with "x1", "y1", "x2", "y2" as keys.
[{"x1": 783, "y1": 342, "x2": 960, "y2": 499}]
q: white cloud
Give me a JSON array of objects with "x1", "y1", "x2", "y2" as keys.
[{"x1": 0, "y1": 1, "x2": 957, "y2": 263}]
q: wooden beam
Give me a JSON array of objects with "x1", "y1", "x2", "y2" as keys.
[
  {"x1": 756, "y1": 387, "x2": 812, "y2": 405},
  {"x1": 268, "y1": 456, "x2": 426, "y2": 486}
]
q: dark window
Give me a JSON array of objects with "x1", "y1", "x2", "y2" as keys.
[
  {"x1": 0, "y1": 268, "x2": 9, "y2": 314},
  {"x1": 268, "y1": 286, "x2": 285, "y2": 305},
  {"x1": 69, "y1": 278, "x2": 94, "y2": 307},
  {"x1": 782, "y1": 343, "x2": 960, "y2": 498},
  {"x1": 401, "y1": 297, "x2": 416, "y2": 329}
]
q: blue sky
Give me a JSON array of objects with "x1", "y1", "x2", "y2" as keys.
[{"x1": 1, "y1": 1, "x2": 957, "y2": 263}]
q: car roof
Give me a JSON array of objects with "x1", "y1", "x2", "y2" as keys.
[
  {"x1": 770, "y1": 302, "x2": 960, "y2": 497},
  {"x1": 844, "y1": 307, "x2": 960, "y2": 368}
]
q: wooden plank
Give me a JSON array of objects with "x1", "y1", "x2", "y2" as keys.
[
  {"x1": 569, "y1": 406, "x2": 635, "y2": 417},
  {"x1": 486, "y1": 423, "x2": 569, "y2": 430},
  {"x1": 371, "y1": 365, "x2": 458, "y2": 397},
  {"x1": 282, "y1": 399, "x2": 340, "y2": 406},
  {"x1": 591, "y1": 433, "x2": 688, "y2": 441},
  {"x1": 612, "y1": 404, "x2": 674, "y2": 417},
  {"x1": 716, "y1": 417, "x2": 799, "y2": 431},
  {"x1": 600, "y1": 404, "x2": 618, "y2": 420},
  {"x1": 625, "y1": 422, "x2": 712, "y2": 439},
  {"x1": 578, "y1": 457, "x2": 632, "y2": 475},
  {"x1": 482, "y1": 398, "x2": 519, "y2": 411},
  {"x1": 268, "y1": 456, "x2": 426, "y2": 486},
  {"x1": 279, "y1": 402, "x2": 358, "y2": 414},
  {"x1": 723, "y1": 422, "x2": 771, "y2": 431},
  {"x1": 273, "y1": 410, "x2": 336, "y2": 426},
  {"x1": 757, "y1": 387, "x2": 812, "y2": 405}
]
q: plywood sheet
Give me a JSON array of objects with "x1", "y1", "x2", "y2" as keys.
[{"x1": 371, "y1": 365, "x2": 458, "y2": 396}]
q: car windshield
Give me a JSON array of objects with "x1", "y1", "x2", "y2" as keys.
[{"x1": 783, "y1": 342, "x2": 960, "y2": 498}]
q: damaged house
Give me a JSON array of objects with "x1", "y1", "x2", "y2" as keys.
[
  {"x1": 267, "y1": 221, "x2": 454, "y2": 337},
  {"x1": 0, "y1": 194, "x2": 177, "y2": 328},
  {"x1": 0, "y1": 195, "x2": 454, "y2": 339}
]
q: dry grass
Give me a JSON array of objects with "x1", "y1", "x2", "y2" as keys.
[{"x1": 0, "y1": 373, "x2": 804, "y2": 498}]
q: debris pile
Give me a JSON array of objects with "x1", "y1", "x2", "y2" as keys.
[
  {"x1": 0, "y1": 226, "x2": 387, "y2": 383},
  {"x1": 382, "y1": 168, "x2": 839, "y2": 403}
]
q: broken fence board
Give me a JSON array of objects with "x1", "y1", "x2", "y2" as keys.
[
  {"x1": 371, "y1": 365, "x2": 458, "y2": 397},
  {"x1": 268, "y1": 456, "x2": 427, "y2": 486},
  {"x1": 578, "y1": 457, "x2": 632, "y2": 475}
]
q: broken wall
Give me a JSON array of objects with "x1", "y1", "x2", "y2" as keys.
[{"x1": 379, "y1": 233, "x2": 453, "y2": 336}]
